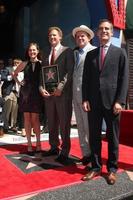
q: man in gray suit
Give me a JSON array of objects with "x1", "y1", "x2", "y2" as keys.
[
  {"x1": 40, "y1": 26, "x2": 74, "y2": 163},
  {"x1": 72, "y1": 25, "x2": 96, "y2": 165},
  {"x1": 82, "y1": 19, "x2": 128, "y2": 184}
]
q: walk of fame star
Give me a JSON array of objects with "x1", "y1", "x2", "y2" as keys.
[
  {"x1": 46, "y1": 70, "x2": 55, "y2": 80},
  {"x1": 5, "y1": 152, "x2": 80, "y2": 174}
]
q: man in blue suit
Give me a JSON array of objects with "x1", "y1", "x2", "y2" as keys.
[{"x1": 81, "y1": 19, "x2": 129, "y2": 184}]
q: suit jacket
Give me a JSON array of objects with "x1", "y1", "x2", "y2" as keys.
[
  {"x1": 41, "y1": 44, "x2": 74, "y2": 98},
  {"x1": 73, "y1": 44, "x2": 96, "y2": 103},
  {"x1": 1, "y1": 67, "x2": 15, "y2": 97},
  {"x1": 82, "y1": 44, "x2": 129, "y2": 109}
]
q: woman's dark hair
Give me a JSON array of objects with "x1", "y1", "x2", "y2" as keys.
[{"x1": 25, "y1": 42, "x2": 42, "y2": 60}]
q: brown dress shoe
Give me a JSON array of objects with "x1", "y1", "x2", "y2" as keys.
[
  {"x1": 107, "y1": 172, "x2": 116, "y2": 185},
  {"x1": 0, "y1": 128, "x2": 4, "y2": 137},
  {"x1": 81, "y1": 170, "x2": 101, "y2": 181}
]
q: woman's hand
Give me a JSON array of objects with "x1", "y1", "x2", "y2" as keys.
[
  {"x1": 40, "y1": 87, "x2": 50, "y2": 97},
  {"x1": 82, "y1": 101, "x2": 91, "y2": 112}
]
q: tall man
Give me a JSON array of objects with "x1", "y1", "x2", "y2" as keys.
[
  {"x1": 82, "y1": 19, "x2": 128, "y2": 184},
  {"x1": 72, "y1": 25, "x2": 96, "y2": 165},
  {"x1": 40, "y1": 26, "x2": 74, "y2": 163}
]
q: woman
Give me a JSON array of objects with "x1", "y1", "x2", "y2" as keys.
[{"x1": 13, "y1": 43, "x2": 42, "y2": 154}]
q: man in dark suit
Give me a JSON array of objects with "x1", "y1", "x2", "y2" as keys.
[
  {"x1": 40, "y1": 26, "x2": 74, "y2": 163},
  {"x1": 81, "y1": 19, "x2": 128, "y2": 184},
  {"x1": 1, "y1": 63, "x2": 16, "y2": 134}
]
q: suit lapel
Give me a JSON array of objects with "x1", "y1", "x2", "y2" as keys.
[
  {"x1": 44, "y1": 46, "x2": 68, "y2": 66},
  {"x1": 74, "y1": 46, "x2": 96, "y2": 71},
  {"x1": 55, "y1": 45, "x2": 68, "y2": 62},
  {"x1": 96, "y1": 47, "x2": 100, "y2": 71}
]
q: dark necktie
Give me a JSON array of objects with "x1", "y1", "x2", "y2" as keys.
[{"x1": 50, "y1": 48, "x2": 55, "y2": 65}]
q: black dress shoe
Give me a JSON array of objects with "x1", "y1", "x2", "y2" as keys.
[
  {"x1": 26, "y1": 151, "x2": 35, "y2": 156},
  {"x1": 42, "y1": 126, "x2": 49, "y2": 133},
  {"x1": 55, "y1": 154, "x2": 68, "y2": 164},
  {"x1": 80, "y1": 156, "x2": 92, "y2": 165},
  {"x1": 42, "y1": 148, "x2": 59, "y2": 156},
  {"x1": 3, "y1": 128, "x2": 8, "y2": 134}
]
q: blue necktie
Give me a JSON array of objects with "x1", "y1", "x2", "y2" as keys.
[{"x1": 75, "y1": 49, "x2": 84, "y2": 66}]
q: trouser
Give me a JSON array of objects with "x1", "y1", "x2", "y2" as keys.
[
  {"x1": 0, "y1": 97, "x2": 5, "y2": 128},
  {"x1": 73, "y1": 99, "x2": 91, "y2": 157},
  {"x1": 88, "y1": 102, "x2": 120, "y2": 173},
  {"x1": 45, "y1": 95, "x2": 72, "y2": 156},
  {"x1": 4, "y1": 92, "x2": 18, "y2": 128}
]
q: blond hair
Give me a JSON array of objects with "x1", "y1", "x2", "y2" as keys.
[{"x1": 48, "y1": 26, "x2": 63, "y2": 38}]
